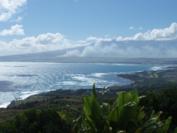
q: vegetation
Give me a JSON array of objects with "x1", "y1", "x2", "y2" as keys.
[
  {"x1": 73, "y1": 84, "x2": 174, "y2": 133},
  {"x1": 0, "y1": 109, "x2": 71, "y2": 133},
  {"x1": 1, "y1": 67, "x2": 177, "y2": 132},
  {"x1": 140, "y1": 85, "x2": 177, "y2": 128},
  {"x1": 0, "y1": 84, "x2": 177, "y2": 133}
]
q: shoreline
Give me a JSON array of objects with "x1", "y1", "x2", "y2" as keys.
[
  {"x1": 5, "y1": 64, "x2": 177, "y2": 109},
  {"x1": 0, "y1": 64, "x2": 176, "y2": 124},
  {"x1": 0, "y1": 64, "x2": 175, "y2": 109}
]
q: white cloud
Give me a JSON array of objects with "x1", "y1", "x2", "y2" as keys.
[
  {"x1": 0, "y1": 0, "x2": 27, "y2": 21},
  {"x1": 62, "y1": 22, "x2": 177, "y2": 58},
  {"x1": 76, "y1": 40, "x2": 177, "y2": 58},
  {"x1": 122, "y1": 23, "x2": 177, "y2": 41},
  {"x1": 0, "y1": 24, "x2": 24, "y2": 36},
  {"x1": 1, "y1": 22, "x2": 177, "y2": 59},
  {"x1": 63, "y1": 49, "x2": 81, "y2": 57},
  {"x1": 0, "y1": 33, "x2": 76, "y2": 56}
]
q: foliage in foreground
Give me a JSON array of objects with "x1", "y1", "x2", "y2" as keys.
[
  {"x1": 140, "y1": 86, "x2": 177, "y2": 126},
  {"x1": 73, "y1": 84, "x2": 175, "y2": 133},
  {"x1": 0, "y1": 109, "x2": 71, "y2": 133},
  {"x1": 0, "y1": 85, "x2": 177, "y2": 133}
]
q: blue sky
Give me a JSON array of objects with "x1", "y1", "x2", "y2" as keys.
[
  {"x1": 1, "y1": 0, "x2": 177, "y2": 39},
  {"x1": 0, "y1": 0, "x2": 177, "y2": 58},
  {"x1": 23, "y1": 0, "x2": 177, "y2": 39}
]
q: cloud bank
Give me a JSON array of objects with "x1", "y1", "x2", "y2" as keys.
[
  {"x1": 0, "y1": 22, "x2": 177, "y2": 58},
  {"x1": 0, "y1": 33, "x2": 70, "y2": 56},
  {"x1": 0, "y1": 1, "x2": 177, "y2": 59},
  {"x1": 63, "y1": 23, "x2": 177, "y2": 58},
  {"x1": 118, "y1": 23, "x2": 177, "y2": 41}
]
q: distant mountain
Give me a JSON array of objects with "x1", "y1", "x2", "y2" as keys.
[{"x1": 0, "y1": 47, "x2": 177, "y2": 64}]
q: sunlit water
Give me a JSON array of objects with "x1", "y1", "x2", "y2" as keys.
[{"x1": 0, "y1": 62, "x2": 163, "y2": 108}]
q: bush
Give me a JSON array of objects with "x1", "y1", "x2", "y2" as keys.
[
  {"x1": 73, "y1": 84, "x2": 174, "y2": 133},
  {"x1": 140, "y1": 87, "x2": 177, "y2": 127},
  {"x1": 0, "y1": 109, "x2": 71, "y2": 133},
  {"x1": 0, "y1": 84, "x2": 177, "y2": 133}
]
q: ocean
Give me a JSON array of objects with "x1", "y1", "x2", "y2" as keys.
[{"x1": 0, "y1": 62, "x2": 163, "y2": 108}]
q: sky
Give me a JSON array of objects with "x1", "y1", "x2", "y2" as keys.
[{"x1": 0, "y1": 0, "x2": 177, "y2": 58}]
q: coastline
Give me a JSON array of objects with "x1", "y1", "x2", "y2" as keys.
[
  {"x1": 0, "y1": 64, "x2": 176, "y2": 123},
  {"x1": 0, "y1": 64, "x2": 174, "y2": 109},
  {"x1": 0, "y1": 62, "x2": 159, "y2": 108},
  {"x1": 5, "y1": 64, "x2": 177, "y2": 109}
]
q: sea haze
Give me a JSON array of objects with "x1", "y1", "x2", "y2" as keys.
[{"x1": 0, "y1": 62, "x2": 163, "y2": 108}]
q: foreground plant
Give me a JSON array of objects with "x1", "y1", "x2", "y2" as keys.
[{"x1": 73, "y1": 84, "x2": 174, "y2": 133}]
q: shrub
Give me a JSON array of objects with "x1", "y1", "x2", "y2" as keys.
[
  {"x1": 0, "y1": 109, "x2": 71, "y2": 133},
  {"x1": 73, "y1": 84, "x2": 174, "y2": 133}
]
